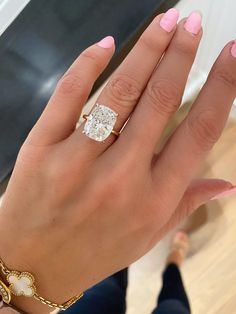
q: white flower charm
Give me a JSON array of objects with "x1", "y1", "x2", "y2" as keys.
[{"x1": 7, "y1": 271, "x2": 36, "y2": 297}]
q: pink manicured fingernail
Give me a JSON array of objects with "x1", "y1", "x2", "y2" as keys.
[
  {"x1": 211, "y1": 186, "x2": 236, "y2": 200},
  {"x1": 184, "y1": 11, "x2": 202, "y2": 35},
  {"x1": 231, "y1": 41, "x2": 236, "y2": 58},
  {"x1": 160, "y1": 8, "x2": 179, "y2": 33},
  {"x1": 97, "y1": 36, "x2": 114, "y2": 49}
]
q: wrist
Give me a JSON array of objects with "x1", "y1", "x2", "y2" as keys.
[
  {"x1": 0, "y1": 259, "x2": 84, "y2": 314},
  {"x1": 0, "y1": 242, "x2": 83, "y2": 314},
  {"x1": 10, "y1": 295, "x2": 51, "y2": 314},
  {"x1": 0, "y1": 206, "x2": 85, "y2": 313}
]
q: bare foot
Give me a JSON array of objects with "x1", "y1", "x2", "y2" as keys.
[{"x1": 166, "y1": 231, "x2": 189, "y2": 267}]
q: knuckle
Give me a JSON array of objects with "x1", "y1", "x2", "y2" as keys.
[
  {"x1": 147, "y1": 79, "x2": 181, "y2": 116},
  {"x1": 102, "y1": 161, "x2": 130, "y2": 196},
  {"x1": 80, "y1": 48, "x2": 98, "y2": 62},
  {"x1": 139, "y1": 32, "x2": 164, "y2": 52},
  {"x1": 107, "y1": 74, "x2": 141, "y2": 106},
  {"x1": 57, "y1": 72, "x2": 85, "y2": 96},
  {"x1": 80, "y1": 49, "x2": 101, "y2": 71},
  {"x1": 45, "y1": 162, "x2": 61, "y2": 184},
  {"x1": 17, "y1": 145, "x2": 46, "y2": 178},
  {"x1": 103, "y1": 177, "x2": 124, "y2": 203},
  {"x1": 173, "y1": 39, "x2": 196, "y2": 57},
  {"x1": 187, "y1": 110, "x2": 221, "y2": 152},
  {"x1": 210, "y1": 66, "x2": 236, "y2": 90}
]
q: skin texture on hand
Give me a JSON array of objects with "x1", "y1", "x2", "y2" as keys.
[{"x1": 0, "y1": 9, "x2": 236, "y2": 314}]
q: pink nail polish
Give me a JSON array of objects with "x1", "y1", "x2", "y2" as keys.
[
  {"x1": 211, "y1": 186, "x2": 236, "y2": 200},
  {"x1": 184, "y1": 11, "x2": 202, "y2": 35},
  {"x1": 231, "y1": 41, "x2": 236, "y2": 58},
  {"x1": 97, "y1": 36, "x2": 114, "y2": 49},
  {"x1": 160, "y1": 8, "x2": 179, "y2": 33}
]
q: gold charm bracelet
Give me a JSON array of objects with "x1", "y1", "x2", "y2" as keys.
[{"x1": 0, "y1": 257, "x2": 83, "y2": 311}]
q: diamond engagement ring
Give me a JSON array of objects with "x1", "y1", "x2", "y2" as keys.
[{"x1": 82, "y1": 104, "x2": 120, "y2": 142}]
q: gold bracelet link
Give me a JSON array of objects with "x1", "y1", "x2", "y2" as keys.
[{"x1": 0, "y1": 258, "x2": 10, "y2": 276}]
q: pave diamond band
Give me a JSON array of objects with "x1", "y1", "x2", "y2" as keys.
[{"x1": 82, "y1": 104, "x2": 120, "y2": 142}]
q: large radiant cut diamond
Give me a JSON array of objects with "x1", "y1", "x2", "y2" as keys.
[{"x1": 83, "y1": 104, "x2": 118, "y2": 141}]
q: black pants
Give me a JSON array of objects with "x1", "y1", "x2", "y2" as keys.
[{"x1": 63, "y1": 263, "x2": 191, "y2": 314}]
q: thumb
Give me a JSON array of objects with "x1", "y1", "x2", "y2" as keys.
[
  {"x1": 180, "y1": 178, "x2": 236, "y2": 216},
  {"x1": 164, "y1": 179, "x2": 236, "y2": 232}
]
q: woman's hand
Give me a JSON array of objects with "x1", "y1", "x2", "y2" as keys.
[{"x1": 0, "y1": 9, "x2": 236, "y2": 313}]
